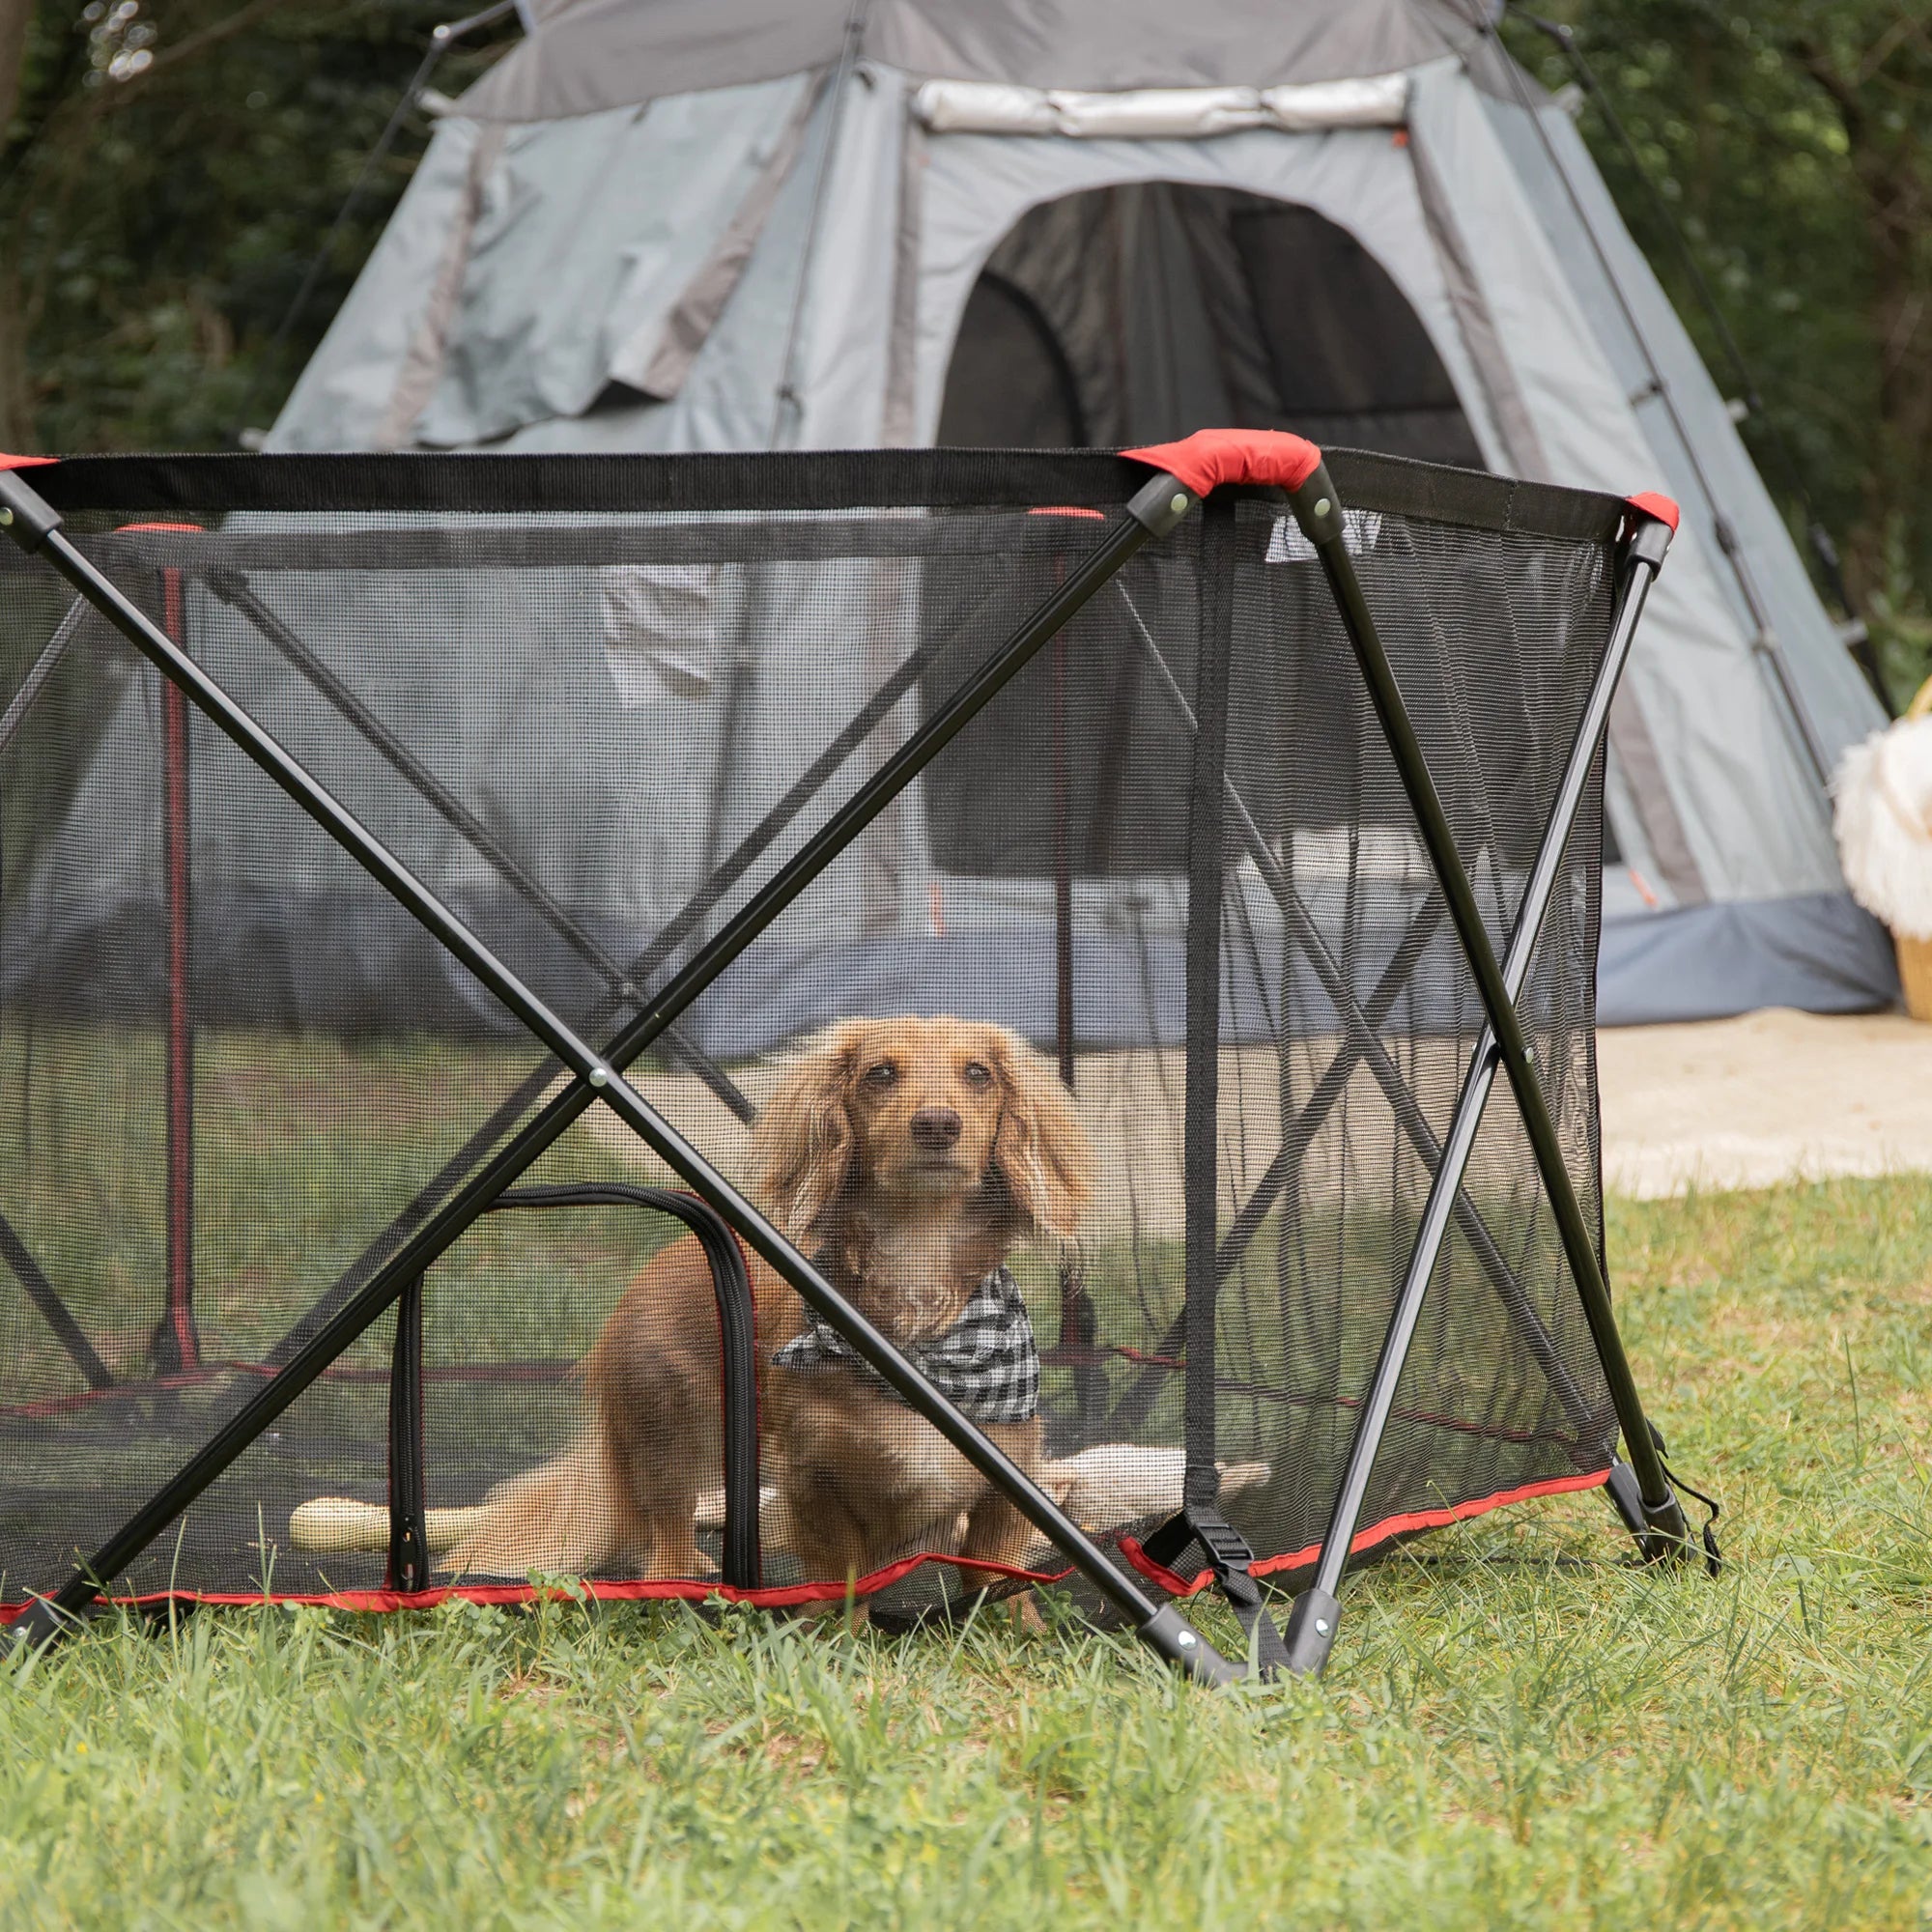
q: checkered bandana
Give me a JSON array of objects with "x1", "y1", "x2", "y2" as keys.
[{"x1": 772, "y1": 1265, "x2": 1041, "y2": 1425}]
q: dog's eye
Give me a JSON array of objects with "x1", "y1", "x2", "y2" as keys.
[
  {"x1": 863, "y1": 1060, "x2": 898, "y2": 1089},
  {"x1": 961, "y1": 1060, "x2": 993, "y2": 1090}
]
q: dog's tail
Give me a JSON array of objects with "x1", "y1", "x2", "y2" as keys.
[{"x1": 438, "y1": 1430, "x2": 635, "y2": 1580}]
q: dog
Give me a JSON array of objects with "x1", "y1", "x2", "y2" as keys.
[{"x1": 440, "y1": 1016, "x2": 1094, "y2": 1597}]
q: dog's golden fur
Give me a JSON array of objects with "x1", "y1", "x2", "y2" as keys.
[{"x1": 440, "y1": 1016, "x2": 1094, "y2": 1592}]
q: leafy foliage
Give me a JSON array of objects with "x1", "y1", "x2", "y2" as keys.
[
  {"x1": 1504, "y1": 2, "x2": 1932, "y2": 701},
  {"x1": 0, "y1": 0, "x2": 515, "y2": 451}
]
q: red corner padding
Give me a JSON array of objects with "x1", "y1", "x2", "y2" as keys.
[
  {"x1": 1123, "y1": 428, "x2": 1323, "y2": 497},
  {"x1": 0, "y1": 453, "x2": 55, "y2": 472},
  {"x1": 1626, "y1": 490, "x2": 1680, "y2": 532}
]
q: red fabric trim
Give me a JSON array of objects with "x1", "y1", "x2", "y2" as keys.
[
  {"x1": 1, "y1": 1469, "x2": 1611, "y2": 1627},
  {"x1": 0, "y1": 1547, "x2": 1085, "y2": 1625},
  {"x1": 1123, "y1": 429, "x2": 1322, "y2": 497},
  {"x1": 0, "y1": 453, "x2": 55, "y2": 471},
  {"x1": 1626, "y1": 491, "x2": 1680, "y2": 532},
  {"x1": 1028, "y1": 505, "x2": 1105, "y2": 520},
  {"x1": 1120, "y1": 1467, "x2": 1612, "y2": 1598},
  {"x1": 115, "y1": 522, "x2": 204, "y2": 533}
]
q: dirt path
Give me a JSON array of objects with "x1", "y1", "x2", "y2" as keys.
[
  {"x1": 587, "y1": 1009, "x2": 1932, "y2": 1217},
  {"x1": 1596, "y1": 1007, "x2": 1932, "y2": 1199}
]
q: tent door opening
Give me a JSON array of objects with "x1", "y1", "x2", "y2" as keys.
[{"x1": 937, "y1": 184, "x2": 1486, "y2": 467}]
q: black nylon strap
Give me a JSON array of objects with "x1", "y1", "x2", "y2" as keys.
[
  {"x1": 385, "y1": 1276, "x2": 428, "y2": 1594},
  {"x1": 1216, "y1": 1564, "x2": 1293, "y2": 1677},
  {"x1": 1142, "y1": 1504, "x2": 1290, "y2": 1678},
  {"x1": 1169, "y1": 498, "x2": 1289, "y2": 1674},
  {"x1": 1182, "y1": 497, "x2": 1236, "y2": 1508}
]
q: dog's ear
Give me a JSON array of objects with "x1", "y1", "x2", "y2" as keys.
[
  {"x1": 750, "y1": 1025, "x2": 862, "y2": 1240},
  {"x1": 990, "y1": 1032, "x2": 1095, "y2": 1245}
]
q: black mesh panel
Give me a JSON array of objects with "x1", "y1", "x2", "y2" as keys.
[{"x1": 0, "y1": 448, "x2": 1627, "y2": 1615}]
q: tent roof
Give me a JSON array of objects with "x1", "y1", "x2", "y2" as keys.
[{"x1": 460, "y1": 0, "x2": 1507, "y2": 124}]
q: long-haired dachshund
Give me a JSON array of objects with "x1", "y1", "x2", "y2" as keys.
[{"x1": 440, "y1": 1016, "x2": 1094, "y2": 1593}]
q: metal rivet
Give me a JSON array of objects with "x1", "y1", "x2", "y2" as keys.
[
  {"x1": 0, "y1": 507, "x2": 13, "y2": 526},
  {"x1": 1169, "y1": 493, "x2": 1188, "y2": 515},
  {"x1": 1177, "y1": 1630, "x2": 1197, "y2": 1647},
  {"x1": 1313, "y1": 497, "x2": 1332, "y2": 518},
  {"x1": 1314, "y1": 1618, "x2": 1330, "y2": 1635},
  {"x1": 586, "y1": 1065, "x2": 609, "y2": 1088}
]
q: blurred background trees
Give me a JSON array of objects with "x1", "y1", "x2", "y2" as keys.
[
  {"x1": 0, "y1": 0, "x2": 1926, "y2": 696},
  {"x1": 1507, "y1": 2, "x2": 1931, "y2": 704},
  {"x1": 0, "y1": 1, "x2": 514, "y2": 453}
]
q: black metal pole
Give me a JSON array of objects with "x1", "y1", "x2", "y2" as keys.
[
  {"x1": 1180, "y1": 498, "x2": 1236, "y2": 1511},
  {"x1": 0, "y1": 592, "x2": 90, "y2": 756},
  {"x1": 1039, "y1": 570, "x2": 1104, "y2": 1433},
  {"x1": 0, "y1": 1212, "x2": 112, "y2": 1390},
  {"x1": 2, "y1": 464, "x2": 1234, "y2": 1679},
  {"x1": 156, "y1": 564, "x2": 201, "y2": 1377},
  {"x1": 1276, "y1": 482, "x2": 1684, "y2": 1677},
  {"x1": 1103, "y1": 899, "x2": 1447, "y2": 1441}
]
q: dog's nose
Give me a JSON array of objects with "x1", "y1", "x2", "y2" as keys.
[{"x1": 910, "y1": 1106, "x2": 962, "y2": 1151}]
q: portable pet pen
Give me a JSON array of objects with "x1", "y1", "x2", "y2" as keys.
[{"x1": 0, "y1": 430, "x2": 1705, "y2": 1681}]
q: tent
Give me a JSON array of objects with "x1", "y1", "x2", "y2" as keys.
[{"x1": 264, "y1": 0, "x2": 1895, "y2": 1025}]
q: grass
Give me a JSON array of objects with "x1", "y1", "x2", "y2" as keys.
[{"x1": 2, "y1": 1172, "x2": 1929, "y2": 1928}]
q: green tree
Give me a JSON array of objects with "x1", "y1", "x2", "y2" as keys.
[
  {"x1": 1508, "y1": 1, "x2": 1932, "y2": 701},
  {"x1": 0, "y1": 0, "x2": 512, "y2": 451}
]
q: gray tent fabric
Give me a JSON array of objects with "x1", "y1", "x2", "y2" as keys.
[
  {"x1": 263, "y1": 1, "x2": 1896, "y2": 1025},
  {"x1": 458, "y1": 0, "x2": 1515, "y2": 126}
]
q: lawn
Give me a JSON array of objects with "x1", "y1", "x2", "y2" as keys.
[{"x1": 2, "y1": 1172, "x2": 1928, "y2": 1929}]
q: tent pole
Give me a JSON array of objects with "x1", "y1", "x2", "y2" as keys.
[
  {"x1": 1, "y1": 463, "x2": 1235, "y2": 1680},
  {"x1": 249, "y1": 0, "x2": 524, "y2": 438},
  {"x1": 768, "y1": 0, "x2": 869, "y2": 448},
  {"x1": 1275, "y1": 466, "x2": 1687, "y2": 1675}
]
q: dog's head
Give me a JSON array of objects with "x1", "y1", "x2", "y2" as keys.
[{"x1": 749, "y1": 1015, "x2": 1094, "y2": 1248}]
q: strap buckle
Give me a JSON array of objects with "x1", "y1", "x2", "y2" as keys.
[{"x1": 1145, "y1": 1503, "x2": 1288, "y2": 1678}]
